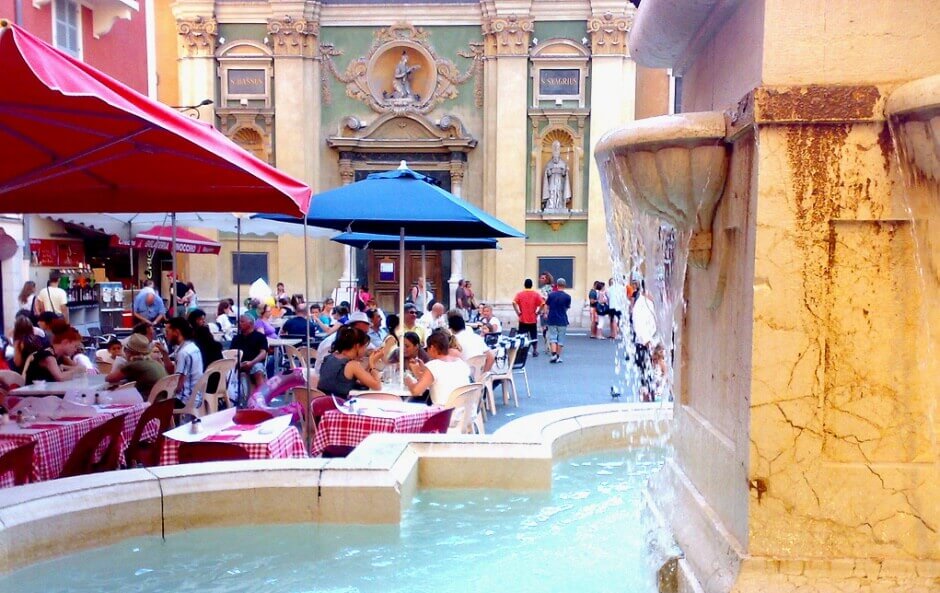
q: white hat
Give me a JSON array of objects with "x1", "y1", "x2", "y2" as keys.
[{"x1": 348, "y1": 311, "x2": 370, "y2": 325}]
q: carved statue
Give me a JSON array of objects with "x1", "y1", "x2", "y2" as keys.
[
  {"x1": 390, "y1": 52, "x2": 421, "y2": 101},
  {"x1": 542, "y1": 140, "x2": 572, "y2": 211}
]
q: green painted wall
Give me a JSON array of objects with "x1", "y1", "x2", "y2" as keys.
[
  {"x1": 533, "y1": 20, "x2": 586, "y2": 42},
  {"x1": 219, "y1": 24, "x2": 267, "y2": 44},
  {"x1": 525, "y1": 220, "x2": 588, "y2": 243},
  {"x1": 319, "y1": 25, "x2": 482, "y2": 133}
]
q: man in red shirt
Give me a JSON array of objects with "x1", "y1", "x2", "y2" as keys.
[{"x1": 513, "y1": 278, "x2": 545, "y2": 357}]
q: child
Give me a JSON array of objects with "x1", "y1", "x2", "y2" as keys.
[{"x1": 102, "y1": 338, "x2": 127, "y2": 372}]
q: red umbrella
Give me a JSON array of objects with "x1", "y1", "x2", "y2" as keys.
[
  {"x1": 0, "y1": 21, "x2": 311, "y2": 216},
  {"x1": 119, "y1": 225, "x2": 222, "y2": 255}
]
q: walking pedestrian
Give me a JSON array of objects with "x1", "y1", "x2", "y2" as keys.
[
  {"x1": 632, "y1": 281, "x2": 657, "y2": 401},
  {"x1": 545, "y1": 277, "x2": 571, "y2": 363},
  {"x1": 513, "y1": 278, "x2": 545, "y2": 357}
]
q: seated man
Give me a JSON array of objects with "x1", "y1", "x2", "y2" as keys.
[
  {"x1": 281, "y1": 303, "x2": 317, "y2": 339},
  {"x1": 231, "y1": 314, "x2": 268, "y2": 391},
  {"x1": 448, "y1": 311, "x2": 494, "y2": 371},
  {"x1": 477, "y1": 304, "x2": 502, "y2": 336},
  {"x1": 425, "y1": 302, "x2": 449, "y2": 332},
  {"x1": 134, "y1": 291, "x2": 166, "y2": 327},
  {"x1": 396, "y1": 303, "x2": 427, "y2": 344},
  {"x1": 158, "y1": 317, "x2": 203, "y2": 410}
]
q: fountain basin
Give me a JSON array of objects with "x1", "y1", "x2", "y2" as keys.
[
  {"x1": 885, "y1": 74, "x2": 940, "y2": 184},
  {"x1": 595, "y1": 112, "x2": 730, "y2": 268}
]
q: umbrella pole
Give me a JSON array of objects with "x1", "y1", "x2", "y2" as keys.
[
  {"x1": 171, "y1": 212, "x2": 177, "y2": 317},
  {"x1": 399, "y1": 227, "x2": 405, "y2": 391},
  {"x1": 421, "y1": 245, "x2": 427, "y2": 316},
  {"x1": 303, "y1": 215, "x2": 312, "y2": 451},
  {"x1": 236, "y1": 216, "x2": 242, "y2": 408},
  {"x1": 128, "y1": 221, "x2": 134, "y2": 284}
]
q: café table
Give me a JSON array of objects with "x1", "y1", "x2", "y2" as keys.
[
  {"x1": 0, "y1": 402, "x2": 148, "y2": 486},
  {"x1": 311, "y1": 398, "x2": 439, "y2": 457},
  {"x1": 11, "y1": 375, "x2": 109, "y2": 397},
  {"x1": 159, "y1": 407, "x2": 307, "y2": 465}
]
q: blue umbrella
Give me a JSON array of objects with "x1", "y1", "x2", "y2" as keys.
[
  {"x1": 257, "y1": 164, "x2": 525, "y2": 239},
  {"x1": 257, "y1": 162, "x2": 524, "y2": 389}
]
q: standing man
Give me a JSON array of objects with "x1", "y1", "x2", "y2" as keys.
[
  {"x1": 631, "y1": 281, "x2": 658, "y2": 401},
  {"x1": 134, "y1": 291, "x2": 167, "y2": 327},
  {"x1": 513, "y1": 278, "x2": 545, "y2": 357},
  {"x1": 231, "y1": 314, "x2": 269, "y2": 392},
  {"x1": 36, "y1": 274, "x2": 69, "y2": 321},
  {"x1": 159, "y1": 317, "x2": 204, "y2": 410},
  {"x1": 545, "y1": 277, "x2": 571, "y2": 364}
]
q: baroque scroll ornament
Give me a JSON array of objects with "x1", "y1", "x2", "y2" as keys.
[{"x1": 320, "y1": 22, "x2": 483, "y2": 114}]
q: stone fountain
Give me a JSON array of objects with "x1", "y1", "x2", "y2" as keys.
[{"x1": 598, "y1": 1, "x2": 940, "y2": 592}]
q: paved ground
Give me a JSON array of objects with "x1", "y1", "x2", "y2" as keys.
[{"x1": 485, "y1": 332, "x2": 632, "y2": 432}]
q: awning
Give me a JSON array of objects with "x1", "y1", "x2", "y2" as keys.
[{"x1": 110, "y1": 225, "x2": 221, "y2": 254}]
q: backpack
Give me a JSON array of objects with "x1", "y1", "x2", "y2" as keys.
[{"x1": 595, "y1": 290, "x2": 610, "y2": 315}]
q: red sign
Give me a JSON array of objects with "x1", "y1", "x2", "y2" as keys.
[
  {"x1": 130, "y1": 237, "x2": 220, "y2": 254},
  {"x1": 29, "y1": 238, "x2": 85, "y2": 267}
]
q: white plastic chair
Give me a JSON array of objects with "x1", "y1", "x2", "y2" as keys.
[{"x1": 444, "y1": 383, "x2": 485, "y2": 435}]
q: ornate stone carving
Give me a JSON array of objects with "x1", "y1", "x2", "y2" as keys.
[
  {"x1": 542, "y1": 140, "x2": 572, "y2": 212},
  {"x1": 320, "y1": 23, "x2": 482, "y2": 114},
  {"x1": 218, "y1": 111, "x2": 274, "y2": 164},
  {"x1": 266, "y1": 16, "x2": 319, "y2": 58},
  {"x1": 529, "y1": 112, "x2": 587, "y2": 213},
  {"x1": 449, "y1": 160, "x2": 465, "y2": 189},
  {"x1": 482, "y1": 15, "x2": 534, "y2": 57},
  {"x1": 177, "y1": 16, "x2": 218, "y2": 58},
  {"x1": 587, "y1": 11, "x2": 633, "y2": 56},
  {"x1": 338, "y1": 158, "x2": 355, "y2": 185}
]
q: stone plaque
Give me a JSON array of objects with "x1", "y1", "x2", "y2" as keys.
[
  {"x1": 227, "y1": 69, "x2": 266, "y2": 96},
  {"x1": 539, "y1": 69, "x2": 580, "y2": 96}
]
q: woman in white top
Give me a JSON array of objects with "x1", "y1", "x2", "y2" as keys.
[
  {"x1": 180, "y1": 282, "x2": 199, "y2": 313},
  {"x1": 405, "y1": 330, "x2": 471, "y2": 406},
  {"x1": 215, "y1": 301, "x2": 236, "y2": 341},
  {"x1": 18, "y1": 281, "x2": 37, "y2": 315}
]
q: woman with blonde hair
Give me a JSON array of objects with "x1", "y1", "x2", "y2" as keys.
[{"x1": 17, "y1": 280, "x2": 37, "y2": 317}]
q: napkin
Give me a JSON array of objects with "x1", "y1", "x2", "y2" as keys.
[
  {"x1": 98, "y1": 388, "x2": 143, "y2": 405},
  {"x1": 10, "y1": 396, "x2": 62, "y2": 419},
  {"x1": 55, "y1": 399, "x2": 99, "y2": 418}
]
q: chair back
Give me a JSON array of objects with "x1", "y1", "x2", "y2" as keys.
[
  {"x1": 221, "y1": 349, "x2": 240, "y2": 361},
  {"x1": 60, "y1": 415, "x2": 125, "y2": 478},
  {"x1": 466, "y1": 354, "x2": 489, "y2": 382},
  {"x1": 148, "y1": 373, "x2": 182, "y2": 404},
  {"x1": 444, "y1": 383, "x2": 484, "y2": 434},
  {"x1": 510, "y1": 344, "x2": 528, "y2": 370},
  {"x1": 283, "y1": 345, "x2": 307, "y2": 369},
  {"x1": 233, "y1": 409, "x2": 274, "y2": 424},
  {"x1": 311, "y1": 394, "x2": 339, "y2": 427},
  {"x1": 0, "y1": 441, "x2": 35, "y2": 486},
  {"x1": 0, "y1": 370, "x2": 25, "y2": 388},
  {"x1": 96, "y1": 361, "x2": 113, "y2": 375},
  {"x1": 199, "y1": 358, "x2": 237, "y2": 414},
  {"x1": 296, "y1": 346, "x2": 316, "y2": 367},
  {"x1": 508, "y1": 327, "x2": 518, "y2": 337},
  {"x1": 419, "y1": 408, "x2": 454, "y2": 434},
  {"x1": 353, "y1": 392, "x2": 401, "y2": 402},
  {"x1": 125, "y1": 398, "x2": 175, "y2": 468},
  {"x1": 178, "y1": 442, "x2": 249, "y2": 464}
]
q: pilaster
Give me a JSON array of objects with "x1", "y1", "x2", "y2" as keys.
[
  {"x1": 174, "y1": 15, "x2": 218, "y2": 122},
  {"x1": 481, "y1": 13, "x2": 532, "y2": 304}
]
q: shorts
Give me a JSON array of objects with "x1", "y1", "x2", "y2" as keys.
[
  {"x1": 245, "y1": 362, "x2": 265, "y2": 376},
  {"x1": 518, "y1": 322, "x2": 538, "y2": 341},
  {"x1": 547, "y1": 325, "x2": 567, "y2": 345}
]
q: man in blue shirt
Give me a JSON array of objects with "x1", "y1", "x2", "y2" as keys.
[
  {"x1": 545, "y1": 277, "x2": 572, "y2": 363},
  {"x1": 134, "y1": 289, "x2": 166, "y2": 327},
  {"x1": 281, "y1": 303, "x2": 317, "y2": 341}
]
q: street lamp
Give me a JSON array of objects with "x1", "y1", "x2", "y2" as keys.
[{"x1": 170, "y1": 98, "x2": 213, "y2": 118}]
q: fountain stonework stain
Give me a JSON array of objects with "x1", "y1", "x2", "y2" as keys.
[{"x1": 602, "y1": 1, "x2": 940, "y2": 592}]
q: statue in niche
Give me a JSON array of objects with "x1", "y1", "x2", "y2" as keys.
[
  {"x1": 542, "y1": 140, "x2": 572, "y2": 211},
  {"x1": 389, "y1": 51, "x2": 421, "y2": 101}
]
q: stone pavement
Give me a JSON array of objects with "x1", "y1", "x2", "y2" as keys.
[{"x1": 484, "y1": 332, "x2": 633, "y2": 432}]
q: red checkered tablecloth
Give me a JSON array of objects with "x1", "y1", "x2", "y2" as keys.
[
  {"x1": 311, "y1": 405, "x2": 439, "y2": 457},
  {"x1": 159, "y1": 425, "x2": 308, "y2": 465},
  {"x1": 0, "y1": 404, "x2": 148, "y2": 487}
]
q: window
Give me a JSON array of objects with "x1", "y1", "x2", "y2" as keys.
[
  {"x1": 669, "y1": 73, "x2": 683, "y2": 115},
  {"x1": 232, "y1": 252, "x2": 268, "y2": 285},
  {"x1": 538, "y1": 257, "x2": 575, "y2": 289},
  {"x1": 53, "y1": 0, "x2": 82, "y2": 59}
]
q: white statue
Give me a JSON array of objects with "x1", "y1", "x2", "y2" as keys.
[
  {"x1": 390, "y1": 52, "x2": 420, "y2": 101},
  {"x1": 542, "y1": 140, "x2": 572, "y2": 211}
]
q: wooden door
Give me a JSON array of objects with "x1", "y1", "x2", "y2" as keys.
[{"x1": 369, "y1": 250, "x2": 442, "y2": 314}]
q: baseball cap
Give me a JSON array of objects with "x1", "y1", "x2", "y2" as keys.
[{"x1": 348, "y1": 311, "x2": 370, "y2": 325}]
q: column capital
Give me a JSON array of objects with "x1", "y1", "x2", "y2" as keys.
[
  {"x1": 177, "y1": 16, "x2": 218, "y2": 58},
  {"x1": 267, "y1": 15, "x2": 320, "y2": 58},
  {"x1": 449, "y1": 160, "x2": 466, "y2": 191},
  {"x1": 482, "y1": 15, "x2": 534, "y2": 57},
  {"x1": 587, "y1": 11, "x2": 632, "y2": 56}
]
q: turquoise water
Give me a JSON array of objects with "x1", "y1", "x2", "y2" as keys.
[{"x1": 1, "y1": 448, "x2": 665, "y2": 593}]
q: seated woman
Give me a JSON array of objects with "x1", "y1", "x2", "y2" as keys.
[
  {"x1": 404, "y1": 330, "x2": 472, "y2": 406},
  {"x1": 23, "y1": 324, "x2": 87, "y2": 384},
  {"x1": 317, "y1": 326, "x2": 382, "y2": 399},
  {"x1": 387, "y1": 331, "x2": 430, "y2": 366},
  {"x1": 254, "y1": 304, "x2": 278, "y2": 339},
  {"x1": 215, "y1": 301, "x2": 236, "y2": 342},
  {"x1": 10, "y1": 314, "x2": 44, "y2": 374},
  {"x1": 105, "y1": 333, "x2": 168, "y2": 398}
]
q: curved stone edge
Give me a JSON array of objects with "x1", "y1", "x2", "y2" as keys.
[
  {"x1": 885, "y1": 74, "x2": 940, "y2": 119},
  {"x1": 594, "y1": 112, "x2": 727, "y2": 157},
  {"x1": 0, "y1": 405, "x2": 668, "y2": 575}
]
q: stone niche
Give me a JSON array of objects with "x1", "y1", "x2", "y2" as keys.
[{"x1": 215, "y1": 39, "x2": 274, "y2": 163}]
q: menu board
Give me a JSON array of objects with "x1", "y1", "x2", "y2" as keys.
[{"x1": 29, "y1": 239, "x2": 85, "y2": 267}]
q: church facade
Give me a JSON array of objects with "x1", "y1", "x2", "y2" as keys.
[{"x1": 157, "y1": 0, "x2": 670, "y2": 320}]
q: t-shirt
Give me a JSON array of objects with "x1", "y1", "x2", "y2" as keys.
[
  {"x1": 455, "y1": 329, "x2": 488, "y2": 361},
  {"x1": 174, "y1": 341, "x2": 204, "y2": 405},
  {"x1": 231, "y1": 330, "x2": 268, "y2": 364},
  {"x1": 282, "y1": 316, "x2": 317, "y2": 338},
  {"x1": 317, "y1": 354, "x2": 359, "y2": 398},
  {"x1": 546, "y1": 291, "x2": 571, "y2": 326},
  {"x1": 36, "y1": 286, "x2": 68, "y2": 315},
  {"x1": 24, "y1": 348, "x2": 58, "y2": 384},
  {"x1": 120, "y1": 359, "x2": 167, "y2": 400},
  {"x1": 396, "y1": 323, "x2": 427, "y2": 344},
  {"x1": 513, "y1": 289, "x2": 545, "y2": 324},
  {"x1": 425, "y1": 357, "x2": 472, "y2": 406}
]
